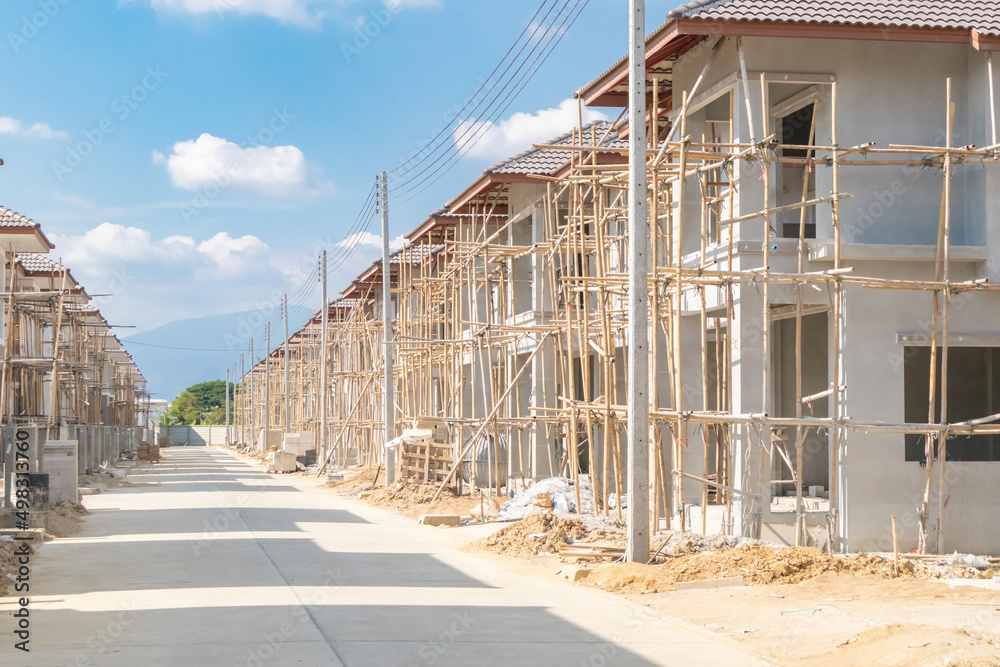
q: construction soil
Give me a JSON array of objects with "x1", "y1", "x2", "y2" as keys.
[
  {"x1": 360, "y1": 480, "x2": 473, "y2": 520},
  {"x1": 46, "y1": 500, "x2": 89, "y2": 538},
  {"x1": 0, "y1": 539, "x2": 34, "y2": 598},
  {"x1": 470, "y1": 512, "x2": 624, "y2": 557},
  {"x1": 468, "y1": 514, "x2": 1000, "y2": 665}
]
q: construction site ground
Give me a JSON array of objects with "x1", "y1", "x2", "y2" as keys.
[
  {"x1": 316, "y1": 461, "x2": 1000, "y2": 666},
  {"x1": 0, "y1": 447, "x2": 766, "y2": 666}
]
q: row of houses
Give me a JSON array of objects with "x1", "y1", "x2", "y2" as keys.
[
  {"x1": 0, "y1": 205, "x2": 150, "y2": 504},
  {"x1": 235, "y1": 1, "x2": 1000, "y2": 556}
]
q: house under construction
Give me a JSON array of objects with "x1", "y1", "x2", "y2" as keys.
[
  {"x1": 0, "y1": 205, "x2": 150, "y2": 506},
  {"x1": 238, "y1": 1, "x2": 1000, "y2": 556}
]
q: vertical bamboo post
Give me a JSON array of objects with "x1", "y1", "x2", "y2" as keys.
[{"x1": 937, "y1": 79, "x2": 954, "y2": 555}]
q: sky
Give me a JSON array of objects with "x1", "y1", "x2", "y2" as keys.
[{"x1": 0, "y1": 0, "x2": 680, "y2": 342}]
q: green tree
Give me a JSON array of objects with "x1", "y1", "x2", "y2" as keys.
[
  {"x1": 168, "y1": 380, "x2": 237, "y2": 425},
  {"x1": 169, "y1": 390, "x2": 201, "y2": 425}
]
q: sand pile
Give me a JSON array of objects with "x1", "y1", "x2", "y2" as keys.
[
  {"x1": 580, "y1": 543, "x2": 925, "y2": 594},
  {"x1": 362, "y1": 481, "x2": 470, "y2": 518},
  {"x1": 324, "y1": 466, "x2": 380, "y2": 494},
  {"x1": 0, "y1": 539, "x2": 33, "y2": 597},
  {"x1": 47, "y1": 500, "x2": 89, "y2": 538},
  {"x1": 788, "y1": 623, "x2": 1000, "y2": 667},
  {"x1": 472, "y1": 513, "x2": 625, "y2": 558}
]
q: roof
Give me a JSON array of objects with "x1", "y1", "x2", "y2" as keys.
[
  {"x1": 15, "y1": 253, "x2": 65, "y2": 274},
  {"x1": 485, "y1": 120, "x2": 623, "y2": 177},
  {"x1": 0, "y1": 205, "x2": 56, "y2": 252},
  {"x1": 445, "y1": 120, "x2": 627, "y2": 214},
  {"x1": 668, "y1": 0, "x2": 1000, "y2": 36},
  {"x1": 579, "y1": 0, "x2": 1000, "y2": 107},
  {"x1": 0, "y1": 206, "x2": 40, "y2": 228}
]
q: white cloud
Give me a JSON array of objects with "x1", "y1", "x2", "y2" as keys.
[
  {"x1": 49, "y1": 222, "x2": 394, "y2": 333},
  {"x1": 49, "y1": 223, "x2": 279, "y2": 331},
  {"x1": 0, "y1": 116, "x2": 69, "y2": 140},
  {"x1": 454, "y1": 98, "x2": 607, "y2": 161},
  {"x1": 198, "y1": 231, "x2": 269, "y2": 271},
  {"x1": 127, "y1": 0, "x2": 438, "y2": 27},
  {"x1": 338, "y1": 230, "x2": 406, "y2": 251},
  {"x1": 54, "y1": 222, "x2": 268, "y2": 268},
  {"x1": 156, "y1": 133, "x2": 326, "y2": 196},
  {"x1": 139, "y1": 0, "x2": 320, "y2": 27},
  {"x1": 387, "y1": 0, "x2": 440, "y2": 8}
]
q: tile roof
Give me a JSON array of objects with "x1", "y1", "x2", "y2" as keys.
[
  {"x1": 0, "y1": 205, "x2": 40, "y2": 228},
  {"x1": 667, "y1": 0, "x2": 1000, "y2": 36},
  {"x1": 15, "y1": 253, "x2": 64, "y2": 273},
  {"x1": 485, "y1": 120, "x2": 626, "y2": 177}
]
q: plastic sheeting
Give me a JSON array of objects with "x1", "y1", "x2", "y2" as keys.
[{"x1": 499, "y1": 477, "x2": 595, "y2": 520}]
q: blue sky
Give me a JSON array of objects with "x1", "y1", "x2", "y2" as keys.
[{"x1": 0, "y1": 0, "x2": 679, "y2": 335}]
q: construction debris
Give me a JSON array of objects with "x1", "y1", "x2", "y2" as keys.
[
  {"x1": 472, "y1": 513, "x2": 624, "y2": 558},
  {"x1": 498, "y1": 477, "x2": 595, "y2": 520}
]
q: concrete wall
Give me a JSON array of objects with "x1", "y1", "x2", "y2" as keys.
[
  {"x1": 154, "y1": 425, "x2": 229, "y2": 446},
  {"x1": 2, "y1": 425, "x2": 150, "y2": 509},
  {"x1": 670, "y1": 36, "x2": 1000, "y2": 554}
]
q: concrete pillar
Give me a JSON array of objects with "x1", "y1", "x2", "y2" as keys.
[
  {"x1": 729, "y1": 279, "x2": 769, "y2": 539},
  {"x1": 530, "y1": 205, "x2": 557, "y2": 480}
]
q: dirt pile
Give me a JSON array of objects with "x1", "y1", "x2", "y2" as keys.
[
  {"x1": 581, "y1": 543, "x2": 925, "y2": 594},
  {"x1": 324, "y1": 466, "x2": 380, "y2": 495},
  {"x1": 47, "y1": 500, "x2": 89, "y2": 538},
  {"x1": 0, "y1": 540, "x2": 33, "y2": 597},
  {"x1": 472, "y1": 513, "x2": 624, "y2": 558},
  {"x1": 787, "y1": 623, "x2": 1000, "y2": 667},
  {"x1": 360, "y1": 481, "x2": 471, "y2": 519}
]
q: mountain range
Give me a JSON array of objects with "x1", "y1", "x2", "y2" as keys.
[{"x1": 122, "y1": 306, "x2": 314, "y2": 402}]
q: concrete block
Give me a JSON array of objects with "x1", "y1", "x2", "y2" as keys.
[
  {"x1": 42, "y1": 440, "x2": 78, "y2": 505},
  {"x1": 282, "y1": 432, "x2": 315, "y2": 456},
  {"x1": 674, "y1": 576, "x2": 745, "y2": 591},
  {"x1": 0, "y1": 528, "x2": 45, "y2": 542},
  {"x1": 418, "y1": 514, "x2": 461, "y2": 527},
  {"x1": 266, "y1": 451, "x2": 297, "y2": 473}
]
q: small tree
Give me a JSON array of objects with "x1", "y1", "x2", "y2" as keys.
[{"x1": 167, "y1": 380, "x2": 236, "y2": 425}]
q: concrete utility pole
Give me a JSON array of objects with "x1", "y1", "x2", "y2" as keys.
[
  {"x1": 248, "y1": 343, "x2": 255, "y2": 450},
  {"x1": 233, "y1": 362, "x2": 238, "y2": 444},
  {"x1": 283, "y1": 294, "x2": 291, "y2": 435},
  {"x1": 240, "y1": 354, "x2": 245, "y2": 445},
  {"x1": 264, "y1": 322, "x2": 271, "y2": 446},
  {"x1": 319, "y1": 251, "x2": 328, "y2": 465},
  {"x1": 225, "y1": 368, "x2": 230, "y2": 446},
  {"x1": 380, "y1": 171, "x2": 395, "y2": 484},
  {"x1": 626, "y1": 0, "x2": 650, "y2": 563}
]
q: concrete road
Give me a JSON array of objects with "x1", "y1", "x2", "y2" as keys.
[{"x1": 1, "y1": 447, "x2": 770, "y2": 666}]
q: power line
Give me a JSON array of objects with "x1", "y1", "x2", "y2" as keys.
[
  {"x1": 389, "y1": 0, "x2": 572, "y2": 196},
  {"x1": 387, "y1": 0, "x2": 563, "y2": 181},
  {"x1": 392, "y1": 0, "x2": 588, "y2": 205}
]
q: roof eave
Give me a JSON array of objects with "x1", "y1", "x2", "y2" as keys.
[{"x1": 580, "y1": 18, "x2": 1000, "y2": 108}]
